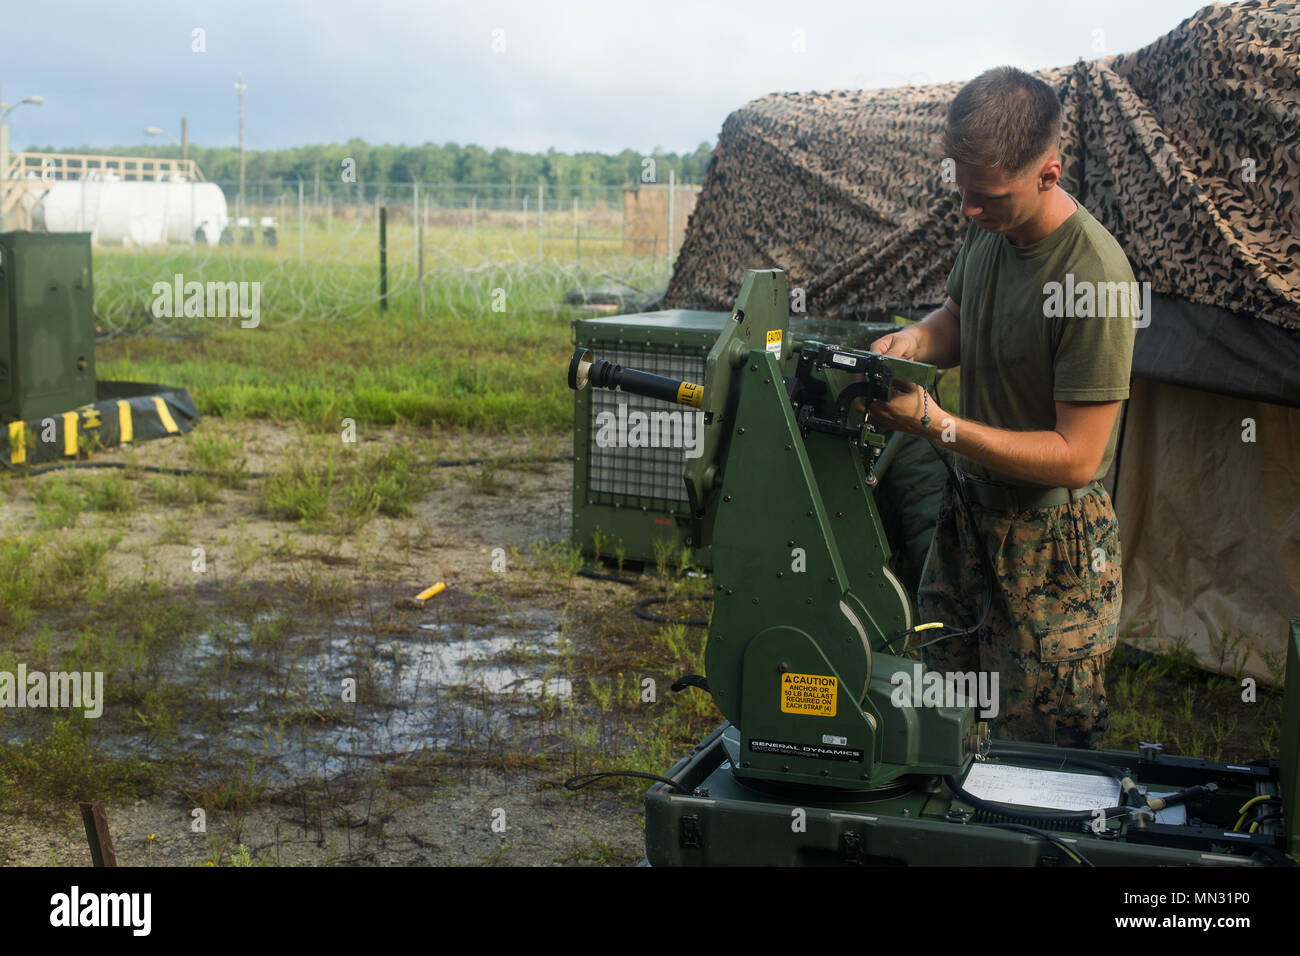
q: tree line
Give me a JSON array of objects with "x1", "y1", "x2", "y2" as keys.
[{"x1": 29, "y1": 140, "x2": 716, "y2": 190}]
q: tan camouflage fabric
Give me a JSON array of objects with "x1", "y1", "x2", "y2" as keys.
[
  {"x1": 916, "y1": 481, "x2": 1123, "y2": 748},
  {"x1": 666, "y1": 0, "x2": 1299, "y2": 336}
]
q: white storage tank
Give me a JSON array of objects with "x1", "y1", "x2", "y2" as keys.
[{"x1": 29, "y1": 177, "x2": 228, "y2": 246}]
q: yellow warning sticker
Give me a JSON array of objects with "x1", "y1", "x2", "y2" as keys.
[
  {"x1": 780, "y1": 672, "x2": 837, "y2": 717},
  {"x1": 766, "y1": 329, "x2": 783, "y2": 356}
]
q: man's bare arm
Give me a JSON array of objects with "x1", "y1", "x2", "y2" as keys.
[
  {"x1": 869, "y1": 297, "x2": 962, "y2": 369},
  {"x1": 868, "y1": 390, "x2": 1122, "y2": 488}
]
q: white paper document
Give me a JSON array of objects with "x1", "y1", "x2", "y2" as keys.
[
  {"x1": 959, "y1": 763, "x2": 1186, "y2": 824},
  {"x1": 961, "y1": 763, "x2": 1121, "y2": 810}
]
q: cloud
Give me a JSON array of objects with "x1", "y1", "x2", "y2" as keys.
[{"x1": 0, "y1": 0, "x2": 1214, "y2": 153}]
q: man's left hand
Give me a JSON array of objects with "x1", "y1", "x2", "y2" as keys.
[{"x1": 862, "y1": 380, "x2": 941, "y2": 436}]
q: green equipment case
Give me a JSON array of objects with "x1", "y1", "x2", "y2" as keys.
[{"x1": 0, "y1": 232, "x2": 97, "y2": 423}]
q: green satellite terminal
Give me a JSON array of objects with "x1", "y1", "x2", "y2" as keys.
[{"x1": 568, "y1": 268, "x2": 1298, "y2": 866}]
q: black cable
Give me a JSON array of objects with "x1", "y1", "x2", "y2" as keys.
[
  {"x1": 577, "y1": 562, "x2": 713, "y2": 626},
  {"x1": 0, "y1": 459, "x2": 270, "y2": 478},
  {"x1": 577, "y1": 567, "x2": 641, "y2": 586},
  {"x1": 671, "y1": 674, "x2": 710, "y2": 693},
  {"x1": 633, "y1": 595, "x2": 711, "y2": 627},
  {"x1": 1251, "y1": 845, "x2": 1300, "y2": 867},
  {"x1": 944, "y1": 746, "x2": 1134, "y2": 823},
  {"x1": 564, "y1": 771, "x2": 691, "y2": 794},
  {"x1": 425, "y1": 454, "x2": 574, "y2": 469},
  {"x1": 949, "y1": 750, "x2": 1216, "y2": 826},
  {"x1": 0, "y1": 453, "x2": 574, "y2": 479},
  {"x1": 988, "y1": 822, "x2": 1095, "y2": 866},
  {"x1": 1147, "y1": 785, "x2": 1216, "y2": 810},
  {"x1": 982, "y1": 745, "x2": 1127, "y2": 782},
  {"x1": 882, "y1": 435, "x2": 994, "y2": 654}
]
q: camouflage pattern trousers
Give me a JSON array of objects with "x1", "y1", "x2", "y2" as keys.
[{"x1": 916, "y1": 479, "x2": 1122, "y2": 749}]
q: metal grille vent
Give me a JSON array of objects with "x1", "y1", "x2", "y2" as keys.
[{"x1": 586, "y1": 346, "x2": 707, "y2": 504}]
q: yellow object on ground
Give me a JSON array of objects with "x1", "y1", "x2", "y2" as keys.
[{"x1": 415, "y1": 582, "x2": 446, "y2": 601}]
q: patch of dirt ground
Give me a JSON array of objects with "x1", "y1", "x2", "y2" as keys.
[{"x1": 0, "y1": 420, "x2": 659, "y2": 867}]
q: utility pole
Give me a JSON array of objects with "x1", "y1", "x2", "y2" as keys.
[
  {"x1": 415, "y1": 181, "x2": 424, "y2": 317},
  {"x1": 181, "y1": 116, "x2": 188, "y2": 164},
  {"x1": 236, "y1": 73, "x2": 246, "y2": 218}
]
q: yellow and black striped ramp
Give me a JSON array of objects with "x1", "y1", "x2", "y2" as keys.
[{"x1": 1, "y1": 381, "x2": 199, "y2": 467}]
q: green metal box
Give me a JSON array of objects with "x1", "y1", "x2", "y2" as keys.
[
  {"x1": 0, "y1": 232, "x2": 97, "y2": 423},
  {"x1": 570, "y1": 311, "x2": 899, "y2": 568}
]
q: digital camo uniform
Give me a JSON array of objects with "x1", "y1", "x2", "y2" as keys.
[{"x1": 916, "y1": 479, "x2": 1122, "y2": 749}]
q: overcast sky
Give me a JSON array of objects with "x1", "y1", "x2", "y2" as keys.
[{"x1": 2, "y1": 0, "x2": 1219, "y2": 155}]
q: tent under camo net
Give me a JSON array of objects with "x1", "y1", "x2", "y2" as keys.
[
  {"x1": 667, "y1": 1, "x2": 1298, "y2": 339},
  {"x1": 664, "y1": 0, "x2": 1300, "y2": 678}
]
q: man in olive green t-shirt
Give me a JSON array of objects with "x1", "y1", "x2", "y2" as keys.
[{"x1": 866, "y1": 66, "x2": 1137, "y2": 749}]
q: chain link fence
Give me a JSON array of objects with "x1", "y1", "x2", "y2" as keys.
[
  {"x1": 209, "y1": 179, "x2": 698, "y2": 263},
  {"x1": 83, "y1": 180, "x2": 694, "y2": 335}
]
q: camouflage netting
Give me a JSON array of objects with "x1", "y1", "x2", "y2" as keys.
[{"x1": 665, "y1": 0, "x2": 1300, "y2": 336}]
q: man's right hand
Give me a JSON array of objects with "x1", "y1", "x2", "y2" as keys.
[
  {"x1": 869, "y1": 329, "x2": 919, "y2": 360},
  {"x1": 867, "y1": 298, "x2": 962, "y2": 369}
]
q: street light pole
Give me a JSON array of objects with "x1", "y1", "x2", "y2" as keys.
[
  {"x1": 0, "y1": 119, "x2": 8, "y2": 233},
  {"x1": 0, "y1": 83, "x2": 45, "y2": 232},
  {"x1": 1, "y1": 80, "x2": 6, "y2": 233}
]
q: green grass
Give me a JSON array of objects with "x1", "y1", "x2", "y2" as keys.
[
  {"x1": 31, "y1": 475, "x2": 85, "y2": 528},
  {"x1": 0, "y1": 533, "x2": 115, "y2": 632},
  {"x1": 0, "y1": 719, "x2": 159, "y2": 814},
  {"x1": 186, "y1": 431, "x2": 250, "y2": 489},
  {"x1": 259, "y1": 439, "x2": 431, "y2": 528},
  {"x1": 81, "y1": 471, "x2": 137, "y2": 514},
  {"x1": 145, "y1": 472, "x2": 223, "y2": 506},
  {"x1": 1101, "y1": 635, "x2": 1283, "y2": 763},
  {"x1": 91, "y1": 232, "x2": 669, "y2": 434}
]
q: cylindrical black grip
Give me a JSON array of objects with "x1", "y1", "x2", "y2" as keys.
[
  {"x1": 616, "y1": 368, "x2": 687, "y2": 404},
  {"x1": 585, "y1": 358, "x2": 701, "y2": 408}
]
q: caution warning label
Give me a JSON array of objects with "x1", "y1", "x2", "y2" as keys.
[
  {"x1": 766, "y1": 329, "x2": 783, "y2": 356},
  {"x1": 780, "y1": 672, "x2": 837, "y2": 717}
]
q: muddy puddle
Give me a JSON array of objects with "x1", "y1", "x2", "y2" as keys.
[{"x1": 8, "y1": 606, "x2": 574, "y2": 790}]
